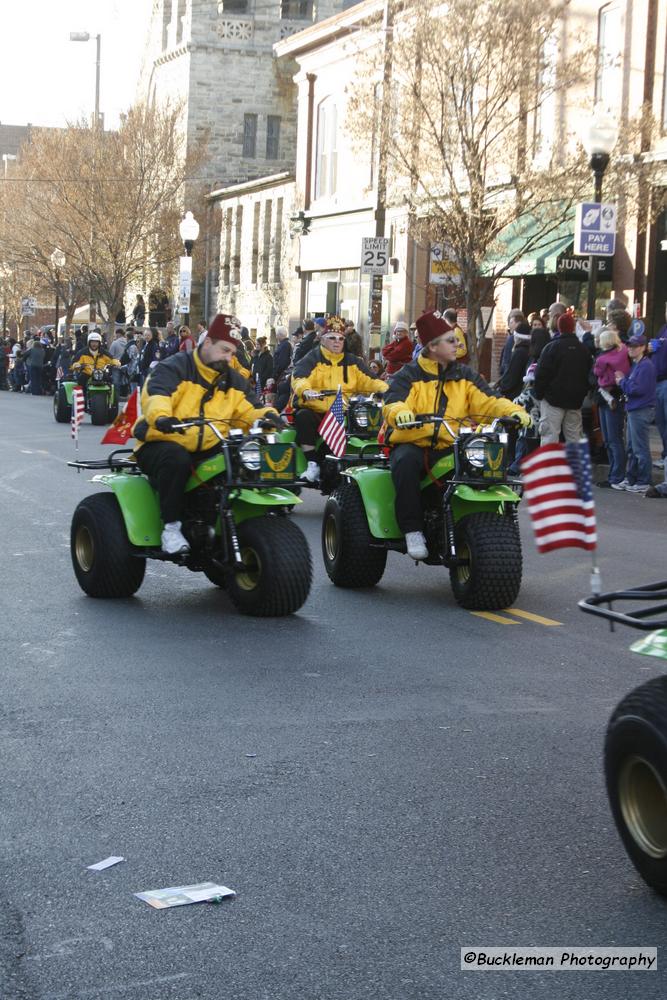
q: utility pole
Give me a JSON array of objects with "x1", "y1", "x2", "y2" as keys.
[{"x1": 369, "y1": 0, "x2": 394, "y2": 350}]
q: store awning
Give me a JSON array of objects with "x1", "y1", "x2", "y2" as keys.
[{"x1": 483, "y1": 212, "x2": 574, "y2": 277}]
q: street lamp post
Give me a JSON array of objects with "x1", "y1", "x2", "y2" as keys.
[
  {"x1": 179, "y1": 212, "x2": 200, "y2": 326},
  {"x1": 51, "y1": 249, "x2": 66, "y2": 336},
  {"x1": 581, "y1": 107, "x2": 619, "y2": 320},
  {"x1": 69, "y1": 31, "x2": 101, "y2": 128}
]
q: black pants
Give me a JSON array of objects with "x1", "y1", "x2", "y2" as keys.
[
  {"x1": 294, "y1": 407, "x2": 329, "y2": 462},
  {"x1": 135, "y1": 441, "x2": 195, "y2": 524},
  {"x1": 390, "y1": 444, "x2": 451, "y2": 534}
]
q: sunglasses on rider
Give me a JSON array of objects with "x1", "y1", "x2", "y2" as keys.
[{"x1": 324, "y1": 333, "x2": 345, "y2": 340}]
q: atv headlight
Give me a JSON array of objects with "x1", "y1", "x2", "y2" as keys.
[
  {"x1": 92, "y1": 369, "x2": 104, "y2": 383},
  {"x1": 463, "y1": 437, "x2": 487, "y2": 468},
  {"x1": 353, "y1": 404, "x2": 369, "y2": 429},
  {"x1": 239, "y1": 441, "x2": 261, "y2": 471}
]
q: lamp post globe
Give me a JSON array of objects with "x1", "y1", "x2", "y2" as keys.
[
  {"x1": 179, "y1": 211, "x2": 200, "y2": 257},
  {"x1": 51, "y1": 249, "x2": 66, "y2": 336}
]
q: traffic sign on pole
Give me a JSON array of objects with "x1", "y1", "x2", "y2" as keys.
[
  {"x1": 178, "y1": 256, "x2": 192, "y2": 315},
  {"x1": 361, "y1": 237, "x2": 390, "y2": 276},
  {"x1": 574, "y1": 202, "x2": 617, "y2": 257},
  {"x1": 21, "y1": 296, "x2": 37, "y2": 317}
]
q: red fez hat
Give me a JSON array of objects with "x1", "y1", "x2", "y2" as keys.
[
  {"x1": 206, "y1": 314, "x2": 242, "y2": 345},
  {"x1": 415, "y1": 310, "x2": 454, "y2": 347}
]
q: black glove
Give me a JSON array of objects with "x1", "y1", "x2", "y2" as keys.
[
  {"x1": 155, "y1": 416, "x2": 186, "y2": 435},
  {"x1": 258, "y1": 411, "x2": 288, "y2": 431}
]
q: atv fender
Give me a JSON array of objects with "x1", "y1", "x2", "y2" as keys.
[
  {"x1": 232, "y1": 487, "x2": 302, "y2": 525},
  {"x1": 450, "y1": 483, "x2": 521, "y2": 523},
  {"x1": 91, "y1": 473, "x2": 162, "y2": 546},
  {"x1": 344, "y1": 467, "x2": 402, "y2": 540}
]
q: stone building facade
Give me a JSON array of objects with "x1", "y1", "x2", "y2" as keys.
[{"x1": 135, "y1": 0, "x2": 346, "y2": 321}]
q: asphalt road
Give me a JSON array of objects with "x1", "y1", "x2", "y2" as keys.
[{"x1": 1, "y1": 391, "x2": 667, "y2": 1000}]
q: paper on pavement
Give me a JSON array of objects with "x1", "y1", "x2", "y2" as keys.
[
  {"x1": 87, "y1": 856, "x2": 125, "y2": 871},
  {"x1": 134, "y1": 881, "x2": 236, "y2": 909}
]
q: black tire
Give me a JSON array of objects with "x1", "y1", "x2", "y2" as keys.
[
  {"x1": 203, "y1": 562, "x2": 227, "y2": 589},
  {"x1": 322, "y1": 480, "x2": 387, "y2": 588},
  {"x1": 449, "y1": 512, "x2": 522, "y2": 610},
  {"x1": 89, "y1": 391, "x2": 109, "y2": 425},
  {"x1": 605, "y1": 676, "x2": 667, "y2": 894},
  {"x1": 226, "y1": 516, "x2": 312, "y2": 616},
  {"x1": 53, "y1": 386, "x2": 71, "y2": 423},
  {"x1": 71, "y1": 493, "x2": 146, "y2": 598}
]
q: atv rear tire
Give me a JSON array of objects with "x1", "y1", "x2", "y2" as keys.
[
  {"x1": 89, "y1": 392, "x2": 109, "y2": 425},
  {"x1": 71, "y1": 493, "x2": 145, "y2": 598},
  {"x1": 54, "y1": 386, "x2": 71, "y2": 423},
  {"x1": 605, "y1": 676, "x2": 667, "y2": 894},
  {"x1": 322, "y1": 480, "x2": 387, "y2": 588},
  {"x1": 226, "y1": 516, "x2": 311, "y2": 616},
  {"x1": 449, "y1": 512, "x2": 522, "y2": 610}
]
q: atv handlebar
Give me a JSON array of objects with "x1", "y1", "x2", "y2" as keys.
[{"x1": 400, "y1": 414, "x2": 521, "y2": 433}]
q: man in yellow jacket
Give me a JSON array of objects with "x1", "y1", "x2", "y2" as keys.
[
  {"x1": 71, "y1": 331, "x2": 120, "y2": 385},
  {"x1": 383, "y1": 310, "x2": 530, "y2": 560},
  {"x1": 133, "y1": 313, "x2": 282, "y2": 555},
  {"x1": 291, "y1": 316, "x2": 388, "y2": 482}
]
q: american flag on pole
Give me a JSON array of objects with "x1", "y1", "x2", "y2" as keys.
[
  {"x1": 317, "y1": 386, "x2": 347, "y2": 458},
  {"x1": 71, "y1": 386, "x2": 85, "y2": 440},
  {"x1": 520, "y1": 440, "x2": 597, "y2": 553}
]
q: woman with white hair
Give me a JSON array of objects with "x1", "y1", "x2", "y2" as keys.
[
  {"x1": 273, "y1": 325, "x2": 292, "y2": 385},
  {"x1": 593, "y1": 327, "x2": 630, "y2": 489}
]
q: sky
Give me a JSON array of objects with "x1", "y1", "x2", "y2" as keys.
[{"x1": 0, "y1": 0, "x2": 152, "y2": 129}]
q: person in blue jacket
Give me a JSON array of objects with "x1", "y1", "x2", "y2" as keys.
[
  {"x1": 615, "y1": 334, "x2": 656, "y2": 492},
  {"x1": 649, "y1": 308, "x2": 667, "y2": 467}
]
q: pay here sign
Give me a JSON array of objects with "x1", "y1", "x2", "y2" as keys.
[{"x1": 574, "y1": 202, "x2": 617, "y2": 257}]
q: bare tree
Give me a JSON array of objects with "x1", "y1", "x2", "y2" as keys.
[
  {"x1": 347, "y1": 0, "x2": 640, "y2": 367},
  {"x1": 0, "y1": 101, "x2": 208, "y2": 338}
]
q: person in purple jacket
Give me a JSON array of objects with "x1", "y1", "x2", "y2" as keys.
[
  {"x1": 614, "y1": 334, "x2": 656, "y2": 492},
  {"x1": 649, "y1": 306, "x2": 667, "y2": 467},
  {"x1": 593, "y1": 328, "x2": 630, "y2": 489}
]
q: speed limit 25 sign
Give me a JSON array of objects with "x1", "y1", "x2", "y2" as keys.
[{"x1": 361, "y1": 237, "x2": 390, "y2": 276}]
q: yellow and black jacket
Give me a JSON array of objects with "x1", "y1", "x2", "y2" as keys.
[
  {"x1": 133, "y1": 348, "x2": 276, "y2": 453},
  {"x1": 383, "y1": 354, "x2": 525, "y2": 449},
  {"x1": 72, "y1": 351, "x2": 120, "y2": 376},
  {"x1": 291, "y1": 345, "x2": 388, "y2": 415},
  {"x1": 232, "y1": 345, "x2": 251, "y2": 381}
]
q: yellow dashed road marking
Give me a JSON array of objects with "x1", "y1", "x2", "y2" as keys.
[
  {"x1": 504, "y1": 608, "x2": 563, "y2": 626},
  {"x1": 469, "y1": 611, "x2": 520, "y2": 625}
]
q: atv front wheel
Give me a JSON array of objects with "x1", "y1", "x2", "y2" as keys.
[
  {"x1": 89, "y1": 391, "x2": 110, "y2": 425},
  {"x1": 54, "y1": 386, "x2": 71, "y2": 423},
  {"x1": 449, "y1": 512, "x2": 521, "y2": 610},
  {"x1": 605, "y1": 676, "x2": 667, "y2": 894},
  {"x1": 322, "y1": 480, "x2": 387, "y2": 588},
  {"x1": 71, "y1": 493, "x2": 145, "y2": 598},
  {"x1": 226, "y1": 516, "x2": 311, "y2": 616}
]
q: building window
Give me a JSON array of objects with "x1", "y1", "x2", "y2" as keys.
[
  {"x1": 266, "y1": 115, "x2": 281, "y2": 160},
  {"x1": 233, "y1": 206, "x2": 243, "y2": 285},
  {"x1": 221, "y1": 0, "x2": 249, "y2": 11},
  {"x1": 315, "y1": 100, "x2": 337, "y2": 199},
  {"x1": 533, "y1": 34, "x2": 557, "y2": 163},
  {"x1": 596, "y1": 3, "x2": 622, "y2": 109},
  {"x1": 222, "y1": 207, "x2": 233, "y2": 287},
  {"x1": 262, "y1": 200, "x2": 272, "y2": 283},
  {"x1": 274, "y1": 198, "x2": 283, "y2": 283},
  {"x1": 251, "y1": 202, "x2": 260, "y2": 284},
  {"x1": 281, "y1": 0, "x2": 313, "y2": 20},
  {"x1": 243, "y1": 114, "x2": 257, "y2": 158}
]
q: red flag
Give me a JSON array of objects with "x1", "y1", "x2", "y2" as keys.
[
  {"x1": 317, "y1": 386, "x2": 347, "y2": 458},
  {"x1": 100, "y1": 388, "x2": 141, "y2": 445},
  {"x1": 520, "y1": 440, "x2": 597, "y2": 553}
]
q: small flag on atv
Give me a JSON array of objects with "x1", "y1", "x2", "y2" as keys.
[
  {"x1": 71, "y1": 386, "x2": 85, "y2": 443},
  {"x1": 56, "y1": 366, "x2": 64, "y2": 381},
  {"x1": 100, "y1": 387, "x2": 141, "y2": 445},
  {"x1": 317, "y1": 385, "x2": 347, "y2": 458},
  {"x1": 520, "y1": 439, "x2": 597, "y2": 553}
]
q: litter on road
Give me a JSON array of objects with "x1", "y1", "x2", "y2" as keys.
[
  {"x1": 86, "y1": 856, "x2": 125, "y2": 871},
  {"x1": 134, "y1": 881, "x2": 236, "y2": 909}
]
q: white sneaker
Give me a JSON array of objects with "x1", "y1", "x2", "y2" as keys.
[
  {"x1": 299, "y1": 460, "x2": 320, "y2": 484},
  {"x1": 611, "y1": 479, "x2": 629, "y2": 491},
  {"x1": 653, "y1": 459, "x2": 665, "y2": 468},
  {"x1": 405, "y1": 531, "x2": 428, "y2": 560},
  {"x1": 626, "y1": 483, "x2": 650, "y2": 493},
  {"x1": 161, "y1": 521, "x2": 190, "y2": 554}
]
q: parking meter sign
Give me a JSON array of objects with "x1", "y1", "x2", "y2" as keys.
[
  {"x1": 361, "y1": 237, "x2": 389, "y2": 276},
  {"x1": 21, "y1": 296, "x2": 37, "y2": 316},
  {"x1": 574, "y1": 202, "x2": 617, "y2": 257}
]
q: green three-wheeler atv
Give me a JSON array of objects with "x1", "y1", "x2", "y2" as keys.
[
  {"x1": 69, "y1": 418, "x2": 312, "y2": 616},
  {"x1": 55, "y1": 366, "x2": 120, "y2": 425}
]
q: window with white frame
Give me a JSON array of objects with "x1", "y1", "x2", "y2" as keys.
[
  {"x1": 533, "y1": 33, "x2": 558, "y2": 164},
  {"x1": 243, "y1": 113, "x2": 257, "y2": 158},
  {"x1": 595, "y1": 3, "x2": 623, "y2": 110},
  {"x1": 315, "y1": 100, "x2": 338, "y2": 200}
]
